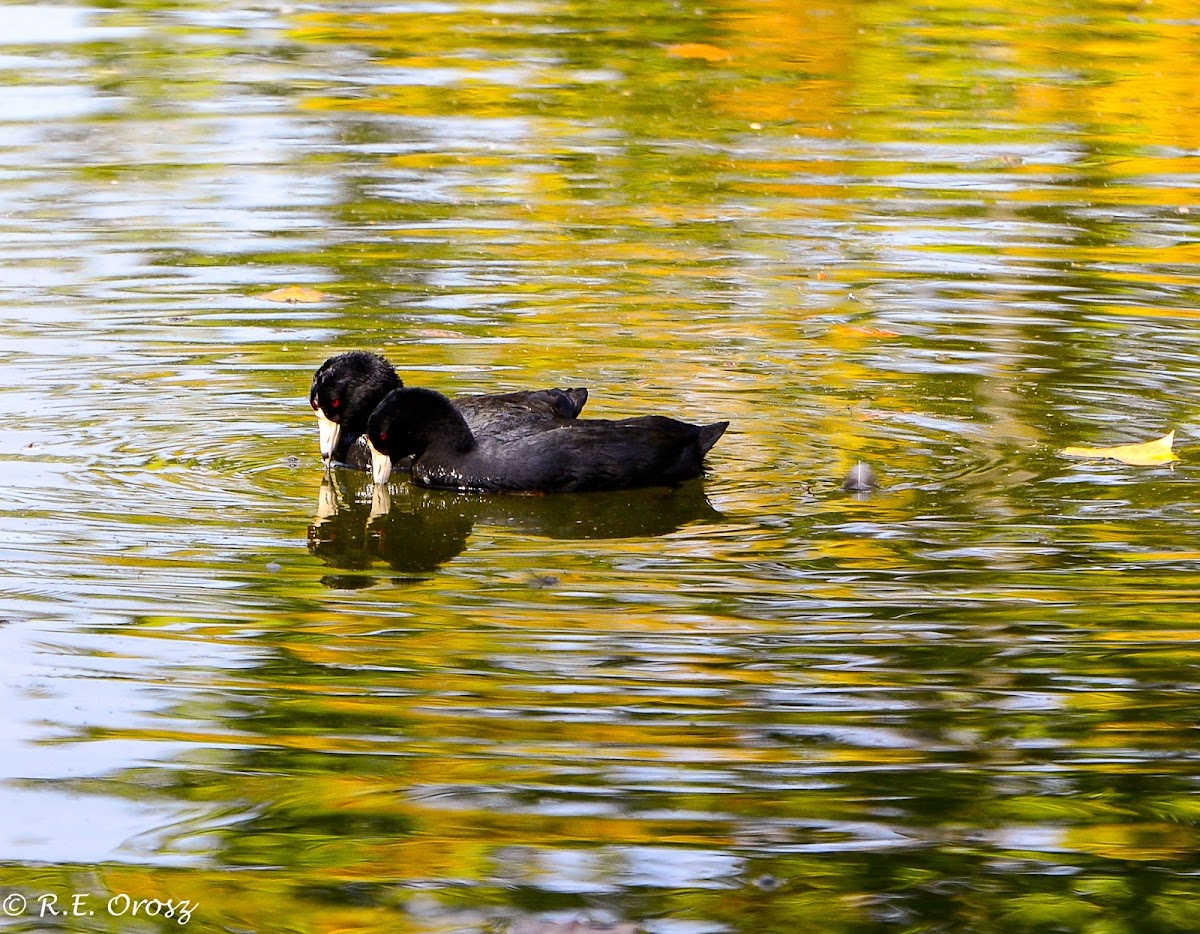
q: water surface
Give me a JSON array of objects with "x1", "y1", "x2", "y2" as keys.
[{"x1": 3, "y1": 0, "x2": 1200, "y2": 931}]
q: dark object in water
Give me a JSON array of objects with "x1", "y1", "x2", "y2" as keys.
[{"x1": 843, "y1": 461, "x2": 878, "y2": 492}]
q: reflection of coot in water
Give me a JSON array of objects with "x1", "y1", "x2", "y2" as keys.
[
  {"x1": 308, "y1": 475, "x2": 472, "y2": 583},
  {"x1": 306, "y1": 478, "x2": 375, "y2": 576},
  {"x1": 308, "y1": 474, "x2": 726, "y2": 587},
  {"x1": 368, "y1": 488, "x2": 474, "y2": 572},
  {"x1": 450, "y1": 482, "x2": 725, "y2": 539}
]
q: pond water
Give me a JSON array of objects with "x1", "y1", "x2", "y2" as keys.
[{"x1": 2, "y1": 0, "x2": 1200, "y2": 931}]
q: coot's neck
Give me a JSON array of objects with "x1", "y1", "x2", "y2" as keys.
[{"x1": 411, "y1": 390, "x2": 478, "y2": 457}]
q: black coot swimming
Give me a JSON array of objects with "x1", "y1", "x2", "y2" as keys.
[
  {"x1": 366, "y1": 386, "x2": 728, "y2": 493},
  {"x1": 310, "y1": 351, "x2": 587, "y2": 468}
]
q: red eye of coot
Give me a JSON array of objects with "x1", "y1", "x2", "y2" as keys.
[
  {"x1": 380, "y1": 431, "x2": 387, "y2": 442},
  {"x1": 331, "y1": 398, "x2": 340, "y2": 409}
]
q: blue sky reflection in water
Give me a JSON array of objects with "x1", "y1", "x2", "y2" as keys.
[{"x1": 2, "y1": 0, "x2": 1200, "y2": 931}]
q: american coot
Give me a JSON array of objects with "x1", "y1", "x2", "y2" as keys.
[
  {"x1": 366, "y1": 386, "x2": 729, "y2": 493},
  {"x1": 310, "y1": 351, "x2": 588, "y2": 468}
]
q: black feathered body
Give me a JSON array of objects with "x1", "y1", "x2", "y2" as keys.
[
  {"x1": 455, "y1": 388, "x2": 588, "y2": 435},
  {"x1": 369, "y1": 387, "x2": 728, "y2": 494}
]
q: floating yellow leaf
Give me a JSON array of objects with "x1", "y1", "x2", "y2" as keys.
[
  {"x1": 1059, "y1": 430, "x2": 1178, "y2": 466},
  {"x1": 258, "y1": 286, "x2": 331, "y2": 303},
  {"x1": 666, "y1": 43, "x2": 733, "y2": 62}
]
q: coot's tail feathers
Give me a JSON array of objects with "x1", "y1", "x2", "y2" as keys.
[{"x1": 697, "y1": 421, "x2": 729, "y2": 457}]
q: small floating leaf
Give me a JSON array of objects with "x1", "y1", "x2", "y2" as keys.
[
  {"x1": 834, "y1": 325, "x2": 902, "y2": 339},
  {"x1": 666, "y1": 43, "x2": 733, "y2": 62},
  {"x1": 413, "y1": 328, "x2": 469, "y2": 339},
  {"x1": 258, "y1": 286, "x2": 331, "y2": 303},
  {"x1": 1059, "y1": 430, "x2": 1178, "y2": 466}
]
